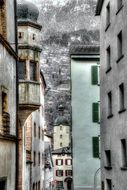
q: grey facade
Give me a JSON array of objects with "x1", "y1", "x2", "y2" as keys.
[
  {"x1": 71, "y1": 46, "x2": 100, "y2": 190},
  {"x1": 96, "y1": 0, "x2": 127, "y2": 189}
]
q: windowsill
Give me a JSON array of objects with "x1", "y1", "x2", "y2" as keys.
[
  {"x1": 121, "y1": 166, "x2": 127, "y2": 170},
  {"x1": 118, "y1": 108, "x2": 126, "y2": 114},
  {"x1": 106, "y1": 66, "x2": 112, "y2": 74},
  {"x1": 107, "y1": 114, "x2": 113, "y2": 119},
  {"x1": 105, "y1": 23, "x2": 111, "y2": 32},
  {"x1": 116, "y1": 54, "x2": 124, "y2": 63},
  {"x1": 104, "y1": 166, "x2": 112, "y2": 170},
  {"x1": 116, "y1": 5, "x2": 124, "y2": 15}
]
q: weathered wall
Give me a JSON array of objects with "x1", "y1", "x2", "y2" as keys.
[{"x1": 71, "y1": 58, "x2": 100, "y2": 190}]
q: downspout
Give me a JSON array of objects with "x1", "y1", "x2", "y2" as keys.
[{"x1": 14, "y1": 0, "x2": 19, "y2": 190}]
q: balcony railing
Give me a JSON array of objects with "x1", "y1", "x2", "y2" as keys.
[{"x1": 2, "y1": 112, "x2": 10, "y2": 134}]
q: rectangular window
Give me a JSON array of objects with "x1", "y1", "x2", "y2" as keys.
[
  {"x1": 18, "y1": 32, "x2": 24, "y2": 39},
  {"x1": 38, "y1": 181, "x2": 40, "y2": 190},
  {"x1": 117, "y1": 0, "x2": 123, "y2": 11},
  {"x1": 117, "y1": 31, "x2": 123, "y2": 61},
  {"x1": 92, "y1": 102, "x2": 99, "y2": 123},
  {"x1": 65, "y1": 159, "x2": 72, "y2": 165},
  {"x1": 56, "y1": 159, "x2": 63, "y2": 166},
  {"x1": 33, "y1": 183, "x2": 35, "y2": 190},
  {"x1": 65, "y1": 170, "x2": 72, "y2": 176},
  {"x1": 56, "y1": 170, "x2": 63, "y2": 177},
  {"x1": 57, "y1": 181, "x2": 63, "y2": 187},
  {"x1": 38, "y1": 152, "x2": 40, "y2": 166},
  {"x1": 38, "y1": 126, "x2": 40, "y2": 139},
  {"x1": 18, "y1": 61, "x2": 25, "y2": 80},
  {"x1": 60, "y1": 134, "x2": 63, "y2": 139},
  {"x1": 91, "y1": 65, "x2": 98, "y2": 85},
  {"x1": 119, "y1": 83, "x2": 125, "y2": 112},
  {"x1": 34, "y1": 151, "x2": 36, "y2": 166},
  {"x1": 30, "y1": 62, "x2": 37, "y2": 81},
  {"x1": 107, "y1": 91, "x2": 113, "y2": 117},
  {"x1": 121, "y1": 139, "x2": 127, "y2": 167},
  {"x1": 106, "y1": 3, "x2": 110, "y2": 29},
  {"x1": 106, "y1": 46, "x2": 111, "y2": 71},
  {"x1": 60, "y1": 142, "x2": 63, "y2": 147},
  {"x1": 105, "y1": 150, "x2": 112, "y2": 168},
  {"x1": 102, "y1": 181, "x2": 105, "y2": 190},
  {"x1": 106, "y1": 179, "x2": 112, "y2": 190},
  {"x1": 92, "y1": 137, "x2": 99, "y2": 158},
  {"x1": 0, "y1": 178, "x2": 7, "y2": 190}
]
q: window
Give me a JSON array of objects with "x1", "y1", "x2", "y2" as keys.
[
  {"x1": 33, "y1": 151, "x2": 36, "y2": 166},
  {"x1": 57, "y1": 181, "x2": 63, "y2": 187},
  {"x1": 34, "y1": 123, "x2": 36, "y2": 137},
  {"x1": 119, "y1": 83, "x2": 125, "y2": 112},
  {"x1": 60, "y1": 134, "x2": 63, "y2": 139},
  {"x1": 38, "y1": 152, "x2": 40, "y2": 166},
  {"x1": 56, "y1": 159, "x2": 63, "y2": 165},
  {"x1": 106, "y1": 179, "x2": 112, "y2": 190},
  {"x1": 56, "y1": 170, "x2": 63, "y2": 177},
  {"x1": 2, "y1": 91, "x2": 8, "y2": 113},
  {"x1": 18, "y1": 61, "x2": 26, "y2": 80},
  {"x1": 102, "y1": 181, "x2": 105, "y2": 190},
  {"x1": 117, "y1": 0, "x2": 123, "y2": 11},
  {"x1": 33, "y1": 34, "x2": 36, "y2": 40},
  {"x1": 92, "y1": 137, "x2": 99, "y2": 158},
  {"x1": 38, "y1": 181, "x2": 40, "y2": 190},
  {"x1": 117, "y1": 31, "x2": 123, "y2": 62},
  {"x1": 106, "y1": 46, "x2": 111, "y2": 71},
  {"x1": 106, "y1": 3, "x2": 110, "y2": 30},
  {"x1": 0, "y1": 177, "x2": 7, "y2": 190},
  {"x1": 65, "y1": 159, "x2": 72, "y2": 165},
  {"x1": 38, "y1": 126, "x2": 40, "y2": 139},
  {"x1": 30, "y1": 62, "x2": 37, "y2": 81},
  {"x1": 121, "y1": 139, "x2": 127, "y2": 167},
  {"x1": 65, "y1": 170, "x2": 72, "y2": 176},
  {"x1": 91, "y1": 65, "x2": 98, "y2": 85},
  {"x1": 33, "y1": 183, "x2": 35, "y2": 190},
  {"x1": 105, "y1": 150, "x2": 112, "y2": 169},
  {"x1": 60, "y1": 125, "x2": 62, "y2": 130},
  {"x1": 60, "y1": 142, "x2": 63, "y2": 147},
  {"x1": 18, "y1": 32, "x2": 24, "y2": 39},
  {"x1": 92, "y1": 102, "x2": 99, "y2": 123},
  {"x1": 107, "y1": 91, "x2": 113, "y2": 117}
]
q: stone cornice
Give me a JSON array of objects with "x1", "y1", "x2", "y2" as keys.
[
  {"x1": 18, "y1": 45, "x2": 42, "y2": 52},
  {"x1": 18, "y1": 20, "x2": 42, "y2": 31},
  {"x1": 0, "y1": 34, "x2": 18, "y2": 60}
]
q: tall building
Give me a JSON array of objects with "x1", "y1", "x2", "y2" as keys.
[
  {"x1": 96, "y1": 0, "x2": 127, "y2": 189},
  {"x1": 17, "y1": 1, "x2": 42, "y2": 189},
  {"x1": 52, "y1": 105, "x2": 73, "y2": 190},
  {"x1": 71, "y1": 46, "x2": 100, "y2": 190},
  {"x1": 0, "y1": 0, "x2": 18, "y2": 189}
]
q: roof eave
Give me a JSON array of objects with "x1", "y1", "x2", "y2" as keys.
[{"x1": 95, "y1": 0, "x2": 104, "y2": 16}]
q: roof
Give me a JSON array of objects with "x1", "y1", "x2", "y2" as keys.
[
  {"x1": 54, "y1": 116, "x2": 69, "y2": 126},
  {"x1": 52, "y1": 146, "x2": 71, "y2": 155},
  {"x1": 96, "y1": 0, "x2": 104, "y2": 15},
  {"x1": 70, "y1": 45, "x2": 100, "y2": 56}
]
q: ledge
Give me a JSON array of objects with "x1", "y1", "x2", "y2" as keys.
[
  {"x1": 116, "y1": 54, "x2": 124, "y2": 63},
  {"x1": 107, "y1": 114, "x2": 113, "y2": 119},
  {"x1": 106, "y1": 66, "x2": 112, "y2": 74},
  {"x1": 116, "y1": 5, "x2": 124, "y2": 15},
  {"x1": 104, "y1": 166, "x2": 112, "y2": 170},
  {"x1": 121, "y1": 167, "x2": 127, "y2": 170},
  {"x1": 0, "y1": 134, "x2": 17, "y2": 142},
  {"x1": 105, "y1": 23, "x2": 111, "y2": 32},
  {"x1": 118, "y1": 108, "x2": 126, "y2": 114}
]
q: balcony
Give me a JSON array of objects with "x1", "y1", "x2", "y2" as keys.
[{"x1": 19, "y1": 80, "x2": 40, "y2": 109}]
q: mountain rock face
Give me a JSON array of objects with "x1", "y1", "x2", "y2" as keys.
[{"x1": 27, "y1": 0, "x2": 100, "y2": 131}]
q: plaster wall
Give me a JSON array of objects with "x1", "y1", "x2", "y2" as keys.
[
  {"x1": 71, "y1": 58, "x2": 100, "y2": 190},
  {"x1": 100, "y1": 0, "x2": 127, "y2": 189}
]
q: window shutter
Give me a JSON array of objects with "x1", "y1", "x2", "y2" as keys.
[
  {"x1": 61, "y1": 159, "x2": 63, "y2": 165},
  {"x1": 92, "y1": 103, "x2": 99, "y2": 123},
  {"x1": 91, "y1": 65, "x2": 98, "y2": 85},
  {"x1": 92, "y1": 137, "x2": 99, "y2": 158},
  {"x1": 56, "y1": 170, "x2": 58, "y2": 176},
  {"x1": 56, "y1": 159, "x2": 58, "y2": 165},
  {"x1": 65, "y1": 159, "x2": 67, "y2": 165},
  {"x1": 65, "y1": 170, "x2": 67, "y2": 176}
]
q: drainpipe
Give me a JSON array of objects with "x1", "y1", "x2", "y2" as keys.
[
  {"x1": 94, "y1": 168, "x2": 100, "y2": 190},
  {"x1": 14, "y1": 0, "x2": 19, "y2": 190}
]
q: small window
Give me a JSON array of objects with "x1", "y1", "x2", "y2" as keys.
[
  {"x1": 119, "y1": 83, "x2": 125, "y2": 112},
  {"x1": 56, "y1": 159, "x2": 63, "y2": 166},
  {"x1": 38, "y1": 152, "x2": 40, "y2": 166},
  {"x1": 107, "y1": 91, "x2": 113, "y2": 117},
  {"x1": 18, "y1": 32, "x2": 24, "y2": 39},
  {"x1": 106, "y1": 46, "x2": 111, "y2": 71},
  {"x1": 65, "y1": 170, "x2": 72, "y2": 176},
  {"x1": 105, "y1": 150, "x2": 112, "y2": 168},
  {"x1": 33, "y1": 151, "x2": 36, "y2": 166},
  {"x1": 117, "y1": 31, "x2": 123, "y2": 61},
  {"x1": 2, "y1": 91, "x2": 8, "y2": 113},
  {"x1": 65, "y1": 159, "x2": 72, "y2": 165},
  {"x1": 106, "y1": 179, "x2": 112, "y2": 190},
  {"x1": 56, "y1": 170, "x2": 63, "y2": 177},
  {"x1": 0, "y1": 177, "x2": 7, "y2": 190},
  {"x1": 117, "y1": 0, "x2": 123, "y2": 11},
  {"x1": 102, "y1": 181, "x2": 105, "y2": 190},
  {"x1": 38, "y1": 181, "x2": 40, "y2": 190},
  {"x1": 33, "y1": 183, "x2": 35, "y2": 190},
  {"x1": 60, "y1": 142, "x2": 63, "y2": 147},
  {"x1": 33, "y1": 34, "x2": 36, "y2": 40},
  {"x1": 106, "y1": 3, "x2": 110, "y2": 29},
  {"x1": 38, "y1": 126, "x2": 40, "y2": 139},
  {"x1": 34, "y1": 123, "x2": 36, "y2": 138},
  {"x1": 60, "y1": 125, "x2": 62, "y2": 130},
  {"x1": 18, "y1": 61, "x2": 26, "y2": 80},
  {"x1": 121, "y1": 139, "x2": 127, "y2": 167},
  {"x1": 60, "y1": 134, "x2": 62, "y2": 139},
  {"x1": 30, "y1": 62, "x2": 37, "y2": 81}
]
